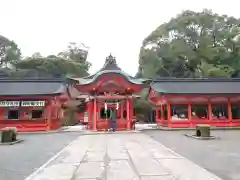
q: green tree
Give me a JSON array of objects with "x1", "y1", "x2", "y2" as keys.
[
  {"x1": 58, "y1": 42, "x2": 91, "y2": 71},
  {"x1": 31, "y1": 52, "x2": 42, "y2": 58},
  {"x1": 14, "y1": 55, "x2": 90, "y2": 77},
  {"x1": 0, "y1": 35, "x2": 21, "y2": 67},
  {"x1": 13, "y1": 42, "x2": 91, "y2": 78},
  {"x1": 139, "y1": 9, "x2": 240, "y2": 78}
]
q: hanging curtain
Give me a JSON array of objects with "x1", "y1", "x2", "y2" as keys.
[{"x1": 104, "y1": 103, "x2": 107, "y2": 112}]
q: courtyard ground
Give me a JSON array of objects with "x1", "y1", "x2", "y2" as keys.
[
  {"x1": 25, "y1": 132, "x2": 221, "y2": 180},
  {"x1": 0, "y1": 132, "x2": 80, "y2": 180},
  {"x1": 144, "y1": 130, "x2": 240, "y2": 180}
]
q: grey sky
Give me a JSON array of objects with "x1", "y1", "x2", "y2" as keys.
[{"x1": 0, "y1": 0, "x2": 239, "y2": 75}]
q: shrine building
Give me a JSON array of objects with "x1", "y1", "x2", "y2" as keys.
[
  {"x1": 67, "y1": 54, "x2": 147, "y2": 131},
  {"x1": 0, "y1": 78, "x2": 66, "y2": 131},
  {"x1": 148, "y1": 78, "x2": 240, "y2": 128},
  {"x1": 3, "y1": 55, "x2": 240, "y2": 132}
]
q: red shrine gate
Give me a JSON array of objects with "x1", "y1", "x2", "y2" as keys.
[
  {"x1": 86, "y1": 93, "x2": 134, "y2": 130},
  {"x1": 67, "y1": 54, "x2": 146, "y2": 131}
]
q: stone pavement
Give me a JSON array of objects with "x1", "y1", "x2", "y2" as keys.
[
  {"x1": 60, "y1": 124, "x2": 156, "y2": 132},
  {"x1": 25, "y1": 132, "x2": 222, "y2": 180}
]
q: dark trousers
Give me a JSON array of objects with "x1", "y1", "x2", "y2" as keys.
[
  {"x1": 110, "y1": 119, "x2": 116, "y2": 131},
  {"x1": 132, "y1": 121, "x2": 136, "y2": 130}
]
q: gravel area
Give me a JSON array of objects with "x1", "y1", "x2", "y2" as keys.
[
  {"x1": 0, "y1": 132, "x2": 80, "y2": 180},
  {"x1": 144, "y1": 130, "x2": 240, "y2": 180}
]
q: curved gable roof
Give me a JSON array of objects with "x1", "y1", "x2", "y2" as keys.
[
  {"x1": 68, "y1": 54, "x2": 146, "y2": 85},
  {"x1": 69, "y1": 70, "x2": 144, "y2": 85}
]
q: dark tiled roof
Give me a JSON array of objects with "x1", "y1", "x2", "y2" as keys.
[
  {"x1": 100, "y1": 54, "x2": 122, "y2": 71},
  {"x1": 151, "y1": 78, "x2": 240, "y2": 94},
  {"x1": 67, "y1": 54, "x2": 145, "y2": 85},
  {"x1": 0, "y1": 79, "x2": 65, "y2": 96},
  {"x1": 87, "y1": 54, "x2": 134, "y2": 78}
]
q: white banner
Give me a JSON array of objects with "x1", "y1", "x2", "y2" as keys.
[
  {"x1": 104, "y1": 103, "x2": 107, "y2": 111},
  {"x1": 0, "y1": 100, "x2": 45, "y2": 107},
  {"x1": 0, "y1": 101, "x2": 20, "y2": 107},
  {"x1": 21, "y1": 101, "x2": 45, "y2": 107}
]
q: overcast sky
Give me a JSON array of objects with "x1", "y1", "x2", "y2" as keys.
[{"x1": 0, "y1": 0, "x2": 239, "y2": 75}]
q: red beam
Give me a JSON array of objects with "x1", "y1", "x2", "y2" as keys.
[
  {"x1": 96, "y1": 95, "x2": 133, "y2": 99},
  {"x1": 162, "y1": 94, "x2": 240, "y2": 99}
]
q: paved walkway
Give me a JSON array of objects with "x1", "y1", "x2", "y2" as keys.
[
  {"x1": 25, "y1": 132, "x2": 222, "y2": 180},
  {"x1": 60, "y1": 124, "x2": 156, "y2": 132}
]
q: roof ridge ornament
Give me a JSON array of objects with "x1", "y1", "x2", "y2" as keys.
[
  {"x1": 101, "y1": 54, "x2": 120, "y2": 70},
  {"x1": 105, "y1": 53, "x2": 116, "y2": 65}
]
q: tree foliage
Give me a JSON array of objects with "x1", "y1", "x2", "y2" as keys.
[
  {"x1": 135, "y1": 10, "x2": 240, "y2": 121},
  {"x1": 58, "y1": 42, "x2": 91, "y2": 71},
  {"x1": 11, "y1": 42, "x2": 91, "y2": 78},
  {"x1": 0, "y1": 35, "x2": 21, "y2": 67},
  {"x1": 138, "y1": 9, "x2": 240, "y2": 78},
  {"x1": 14, "y1": 56, "x2": 89, "y2": 77},
  {"x1": 0, "y1": 39, "x2": 91, "y2": 78}
]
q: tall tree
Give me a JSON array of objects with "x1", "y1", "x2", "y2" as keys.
[
  {"x1": 0, "y1": 35, "x2": 21, "y2": 67},
  {"x1": 58, "y1": 42, "x2": 91, "y2": 71},
  {"x1": 31, "y1": 52, "x2": 42, "y2": 58},
  {"x1": 13, "y1": 42, "x2": 91, "y2": 78},
  {"x1": 138, "y1": 9, "x2": 240, "y2": 78},
  {"x1": 14, "y1": 55, "x2": 90, "y2": 78}
]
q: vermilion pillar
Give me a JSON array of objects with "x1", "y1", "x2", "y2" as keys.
[
  {"x1": 155, "y1": 107, "x2": 158, "y2": 122},
  {"x1": 126, "y1": 98, "x2": 131, "y2": 130},
  {"x1": 188, "y1": 103, "x2": 192, "y2": 122},
  {"x1": 167, "y1": 103, "x2": 171, "y2": 122},
  {"x1": 47, "y1": 103, "x2": 52, "y2": 130},
  {"x1": 155, "y1": 106, "x2": 160, "y2": 125},
  {"x1": 120, "y1": 102, "x2": 123, "y2": 119},
  {"x1": 22, "y1": 110, "x2": 27, "y2": 120},
  {"x1": 228, "y1": 99, "x2": 232, "y2": 121},
  {"x1": 92, "y1": 98, "x2": 97, "y2": 130},
  {"x1": 0, "y1": 108, "x2": 2, "y2": 120},
  {"x1": 160, "y1": 105, "x2": 164, "y2": 121},
  {"x1": 87, "y1": 101, "x2": 92, "y2": 129},
  {"x1": 208, "y1": 101, "x2": 212, "y2": 121},
  {"x1": 129, "y1": 98, "x2": 133, "y2": 128}
]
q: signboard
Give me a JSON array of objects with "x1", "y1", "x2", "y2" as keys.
[
  {"x1": 0, "y1": 100, "x2": 45, "y2": 107},
  {"x1": 0, "y1": 101, "x2": 20, "y2": 107},
  {"x1": 21, "y1": 101, "x2": 45, "y2": 107}
]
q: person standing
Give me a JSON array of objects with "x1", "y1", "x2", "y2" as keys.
[
  {"x1": 109, "y1": 108, "x2": 117, "y2": 132},
  {"x1": 131, "y1": 119, "x2": 136, "y2": 130}
]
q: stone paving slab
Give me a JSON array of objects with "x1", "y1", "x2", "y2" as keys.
[
  {"x1": 74, "y1": 162, "x2": 104, "y2": 179},
  {"x1": 107, "y1": 160, "x2": 139, "y2": 180},
  {"x1": 25, "y1": 133, "x2": 223, "y2": 180}
]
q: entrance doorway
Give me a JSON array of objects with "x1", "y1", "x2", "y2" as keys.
[
  {"x1": 100, "y1": 108, "x2": 111, "y2": 119},
  {"x1": 97, "y1": 102, "x2": 127, "y2": 130}
]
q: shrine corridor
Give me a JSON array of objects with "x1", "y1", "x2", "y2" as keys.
[{"x1": 25, "y1": 132, "x2": 222, "y2": 180}]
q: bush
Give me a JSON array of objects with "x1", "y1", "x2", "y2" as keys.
[
  {"x1": 133, "y1": 98, "x2": 152, "y2": 120},
  {"x1": 1, "y1": 127, "x2": 17, "y2": 143},
  {"x1": 60, "y1": 100, "x2": 87, "y2": 126},
  {"x1": 61, "y1": 109, "x2": 78, "y2": 126}
]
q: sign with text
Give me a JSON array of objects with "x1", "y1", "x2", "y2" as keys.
[
  {"x1": 21, "y1": 101, "x2": 45, "y2": 107},
  {"x1": 0, "y1": 101, "x2": 45, "y2": 107},
  {"x1": 0, "y1": 101, "x2": 20, "y2": 107}
]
